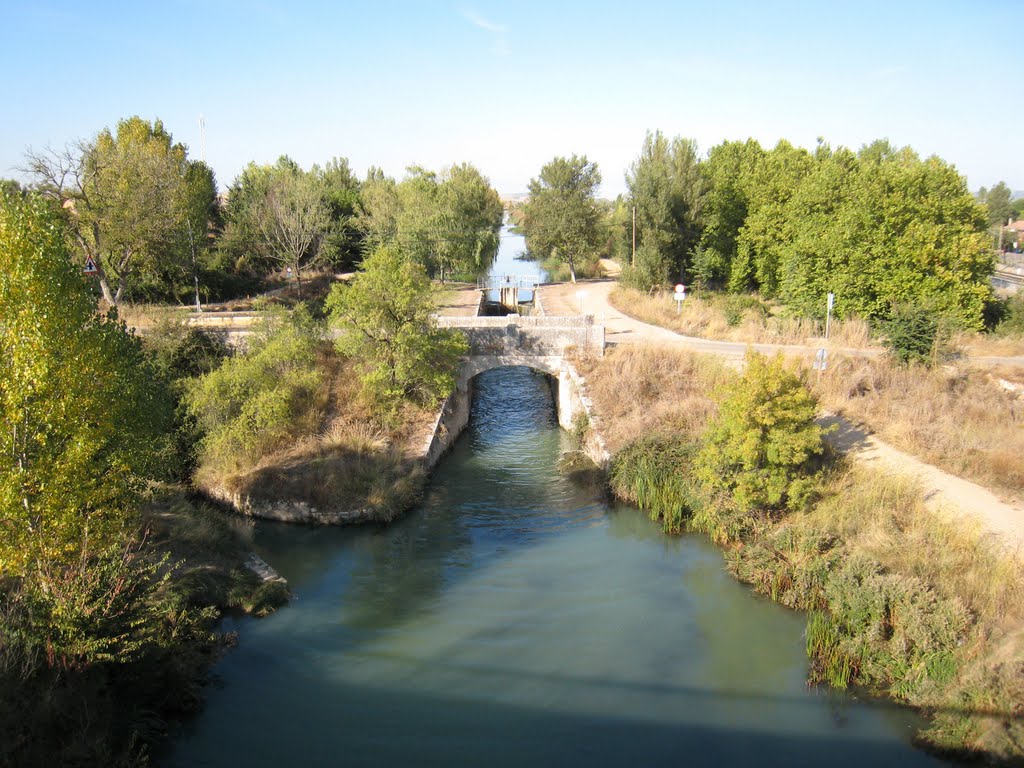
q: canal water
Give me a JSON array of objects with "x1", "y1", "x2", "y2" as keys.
[
  {"x1": 168, "y1": 367, "x2": 953, "y2": 767},
  {"x1": 484, "y1": 224, "x2": 545, "y2": 305}
]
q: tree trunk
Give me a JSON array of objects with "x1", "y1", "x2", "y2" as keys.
[
  {"x1": 568, "y1": 255, "x2": 577, "y2": 284},
  {"x1": 98, "y1": 276, "x2": 117, "y2": 306}
]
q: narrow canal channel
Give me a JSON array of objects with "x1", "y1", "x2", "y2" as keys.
[{"x1": 168, "y1": 367, "x2": 954, "y2": 768}]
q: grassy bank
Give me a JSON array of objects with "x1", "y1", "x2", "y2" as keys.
[
  {"x1": 585, "y1": 345, "x2": 1024, "y2": 762},
  {"x1": 810, "y1": 355, "x2": 1024, "y2": 500},
  {"x1": 191, "y1": 344, "x2": 432, "y2": 524}
]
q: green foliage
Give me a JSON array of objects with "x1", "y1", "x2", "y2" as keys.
[
  {"x1": 992, "y1": 292, "x2": 1024, "y2": 336},
  {"x1": 219, "y1": 156, "x2": 331, "y2": 296},
  {"x1": 717, "y1": 293, "x2": 767, "y2": 327},
  {"x1": 0, "y1": 535, "x2": 222, "y2": 766},
  {"x1": 881, "y1": 304, "x2": 941, "y2": 365},
  {"x1": 185, "y1": 306, "x2": 324, "y2": 471},
  {"x1": 0, "y1": 194, "x2": 174, "y2": 576},
  {"x1": 619, "y1": 242, "x2": 670, "y2": 292},
  {"x1": 523, "y1": 154, "x2": 603, "y2": 282},
  {"x1": 25, "y1": 116, "x2": 208, "y2": 305},
  {"x1": 693, "y1": 353, "x2": 825, "y2": 541},
  {"x1": 326, "y1": 245, "x2": 467, "y2": 417},
  {"x1": 355, "y1": 163, "x2": 502, "y2": 282},
  {"x1": 610, "y1": 436, "x2": 699, "y2": 533},
  {"x1": 810, "y1": 555, "x2": 971, "y2": 700},
  {"x1": 977, "y1": 181, "x2": 1013, "y2": 229},
  {"x1": 697, "y1": 139, "x2": 764, "y2": 288},
  {"x1": 626, "y1": 131, "x2": 703, "y2": 281}
]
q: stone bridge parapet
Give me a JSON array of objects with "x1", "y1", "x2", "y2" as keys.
[{"x1": 434, "y1": 315, "x2": 605, "y2": 358}]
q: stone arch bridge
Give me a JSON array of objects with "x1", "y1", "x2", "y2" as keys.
[{"x1": 423, "y1": 315, "x2": 609, "y2": 468}]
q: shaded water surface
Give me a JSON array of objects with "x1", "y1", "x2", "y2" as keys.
[{"x1": 169, "y1": 367, "x2": 953, "y2": 767}]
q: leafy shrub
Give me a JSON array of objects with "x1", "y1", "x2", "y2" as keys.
[
  {"x1": 882, "y1": 303, "x2": 941, "y2": 364},
  {"x1": 993, "y1": 292, "x2": 1024, "y2": 336},
  {"x1": 717, "y1": 293, "x2": 767, "y2": 327},
  {"x1": 185, "y1": 305, "x2": 324, "y2": 471},
  {"x1": 810, "y1": 554, "x2": 971, "y2": 701},
  {"x1": 619, "y1": 243, "x2": 670, "y2": 292},
  {"x1": 692, "y1": 352, "x2": 826, "y2": 541}
]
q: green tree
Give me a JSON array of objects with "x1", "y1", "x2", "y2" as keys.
[
  {"x1": 735, "y1": 140, "x2": 814, "y2": 296},
  {"x1": 777, "y1": 144, "x2": 992, "y2": 328},
  {"x1": 0, "y1": 193, "x2": 173, "y2": 576},
  {"x1": 431, "y1": 163, "x2": 503, "y2": 282},
  {"x1": 626, "y1": 131, "x2": 703, "y2": 284},
  {"x1": 355, "y1": 166, "x2": 401, "y2": 253},
  {"x1": 24, "y1": 116, "x2": 201, "y2": 305},
  {"x1": 317, "y1": 156, "x2": 363, "y2": 271},
  {"x1": 375, "y1": 164, "x2": 503, "y2": 282},
  {"x1": 697, "y1": 139, "x2": 764, "y2": 289},
  {"x1": 693, "y1": 353, "x2": 825, "y2": 542},
  {"x1": 523, "y1": 154, "x2": 602, "y2": 283},
  {"x1": 221, "y1": 157, "x2": 330, "y2": 296},
  {"x1": 326, "y1": 245, "x2": 467, "y2": 416},
  {"x1": 978, "y1": 181, "x2": 1013, "y2": 229}
]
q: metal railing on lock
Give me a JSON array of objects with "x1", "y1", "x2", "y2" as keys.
[{"x1": 477, "y1": 275, "x2": 540, "y2": 290}]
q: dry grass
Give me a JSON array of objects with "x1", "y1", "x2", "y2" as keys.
[
  {"x1": 196, "y1": 351, "x2": 435, "y2": 522},
  {"x1": 808, "y1": 467, "x2": 1023, "y2": 622},
  {"x1": 575, "y1": 344, "x2": 733, "y2": 453},
  {"x1": 952, "y1": 330, "x2": 1024, "y2": 358},
  {"x1": 809, "y1": 355, "x2": 1024, "y2": 497},
  {"x1": 610, "y1": 285, "x2": 874, "y2": 348},
  {"x1": 798, "y1": 466, "x2": 1024, "y2": 757},
  {"x1": 114, "y1": 302, "x2": 191, "y2": 331}
]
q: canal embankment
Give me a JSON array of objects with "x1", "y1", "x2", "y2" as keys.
[{"x1": 576, "y1": 343, "x2": 1024, "y2": 764}]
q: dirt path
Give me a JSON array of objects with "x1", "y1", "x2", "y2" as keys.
[
  {"x1": 538, "y1": 279, "x2": 1024, "y2": 556},
  {"x1": 436, "y1": 285, "x2": 483, "y2": 317}
]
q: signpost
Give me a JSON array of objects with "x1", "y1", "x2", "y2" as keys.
[
  {"x1": 674, "y1": 283, "x2": 686, "y2": 314},
  {"x1": 83, "y1": 256, "x2": 98, "y2": 275},
  {"x1": 813, "y1": 348, "x2": 828, "y2": 372},
  {"x1": 825, "y1": 292, "x2": 834, "y2": 339}
]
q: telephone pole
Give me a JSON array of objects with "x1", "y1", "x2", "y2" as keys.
[{"x1": 631, "y1": 206, "x2": 636, "y2": 267}]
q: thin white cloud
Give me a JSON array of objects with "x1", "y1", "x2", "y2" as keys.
[
  {"x1": 461, "y1": 7, "x2": 509, "y2": 56},
  {"x1": 462, "y1": 7, "x2": 504, "y2": 34}
]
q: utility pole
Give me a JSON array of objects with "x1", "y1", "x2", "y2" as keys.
[
  {"x1": 631, "y1": 206, "x2": 636, "y2": 267},
  {"x1": 199, "y1": 114, "x2": 206, "y2": 163}
]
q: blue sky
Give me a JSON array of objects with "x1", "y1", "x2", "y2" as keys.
[{"x1": 2, "y1": 0, "x2": 1020, "y2": 197}]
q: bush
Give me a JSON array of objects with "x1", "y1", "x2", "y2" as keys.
[
  {"x1": 619, "y1": 243, "x2": 670, "y2": 292},
  {"x1": 185, "y1": 305, "x2": 324, "y2": 472},
  {"x1": 327, "y1": 245, "x2": 466, "y2": 418},
  {"x1": 717, "y1": 293, "x2": 767, "y2": 327},
  {"x1": 693, "y1": 352, "x2": 826, "y2": 541},
  {"x1": 882, "y1": 303, "x2": 941, "y2": 364}
]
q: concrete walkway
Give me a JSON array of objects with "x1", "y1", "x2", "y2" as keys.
[{"x1": 537, "y1": 279, "x2": 1024, "y2": 557}]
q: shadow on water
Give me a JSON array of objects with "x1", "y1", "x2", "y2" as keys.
[
  {"x1": 167, "y1": 367, "x2": 967, "y2": 768},
  {"x1": 171, "y1": 674, "x2": 951, "y2": 768}
]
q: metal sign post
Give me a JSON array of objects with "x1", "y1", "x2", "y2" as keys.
[
  {"x1": 825, "y1": 292, "x2": 834, "y2": 340},
  {"x1": 674, "y1": 284, "x2": 686, "y2": 315}
]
